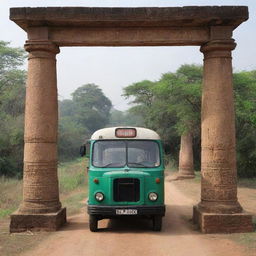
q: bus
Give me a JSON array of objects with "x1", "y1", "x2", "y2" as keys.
[{"x1": 80, "y1": 127, "x2": 166, "y2": 232}]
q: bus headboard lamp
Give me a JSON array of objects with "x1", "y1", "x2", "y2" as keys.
[
  {"x1": 95, "y1": 192, "x2": 104, "y2": 202},
  {"x1": 115, "y1": 128, "x2": 136, "y2": 138}
]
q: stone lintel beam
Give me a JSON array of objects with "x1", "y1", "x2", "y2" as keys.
[
  {"x1": 49, "y1": 27, "x2": 209, "y2": 47},
  {"x1": 10, "y1": 6, "x2": 248, "y2": 47},
  {"x1": 9, "y1": 6, "x2": 249, "y2": 29}
]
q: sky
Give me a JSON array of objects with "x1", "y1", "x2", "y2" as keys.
[{"x1": 1, "y1": 0, "x2": 256, "y2": 110}]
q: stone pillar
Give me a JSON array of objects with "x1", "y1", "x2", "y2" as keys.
[
  {"x1": 193, "y1": 39, "x2": 253, "y2": 233},
  {"x1": 178, "y1": 132, "x2": 195, "y2": 179},
  {"x1": 10, "y1": 41, "x2": 66, "y2": 232}
]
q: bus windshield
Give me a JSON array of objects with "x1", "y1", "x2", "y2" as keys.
[{"x1": 92, "y1": 140, "x2": 160, "y2": 168}]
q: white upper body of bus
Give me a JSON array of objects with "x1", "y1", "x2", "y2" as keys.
[{"x1": 91, "y1": 127, "x2": 161, "y2": 140}]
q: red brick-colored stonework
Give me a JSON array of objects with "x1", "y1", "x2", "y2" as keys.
[
  {"x1": 178, "y1": 133, "x2": 195, "y2": 179},
  {"x1": 193, "y1": 206, "x2": 253, "y2": 233},
  {"x1": 10, "y1": 208, "x2": 66, "y2": 233}
]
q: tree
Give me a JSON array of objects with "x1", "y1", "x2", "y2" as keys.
[
  {"x1": 108, "y1": 108, "x2": 144, "y2": 127},
  {"x1": 0, "y1": 41, "x2": 26, "y2": 177},
  {"x1": 233, "y1": 71, "x2": 256, "y2": 177},
  {"x1": 123, "y1": 65, "x2": 202, "y2": 168},
  {"x1": 71, "y1": 84, "x2": 112, "y2": 133},
  {"x1": 123, "y1": 80, "x2": 157, "y2": 130},
  {"x1": 58, "y1": 84, "x2": 112, "y2": 160}
]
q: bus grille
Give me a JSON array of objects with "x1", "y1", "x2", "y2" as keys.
[{"x1": 113, "y1": 178, "x2": 140, "y2": 202}]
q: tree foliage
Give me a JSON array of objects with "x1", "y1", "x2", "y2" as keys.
[
  {"x1": 234, "y1": 71, "x2": 256, "y2": 177},
  {"x1": 123, "y1": 64, "x2": 202, "y2": 167},
  {"x1": 108, "y1": 108, "x2": 144, "y2": 127},
  {"x1": 58, "y1": 84, "x2": 112, "y2": 161},
  {"x1": 0, "y1": 41, "x2": 26, "y2": 177},
  {"x1": 123, "y1": 65, "x2": 256, "y2": 177}
]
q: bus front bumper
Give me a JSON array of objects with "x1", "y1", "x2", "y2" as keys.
[{"x1": 87, "y1": 205, "x2": 165, "y2": 217}]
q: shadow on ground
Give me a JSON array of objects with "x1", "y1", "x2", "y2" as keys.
[{"x1": 59, "y1": 204, "x2": 201, "y2": 236}]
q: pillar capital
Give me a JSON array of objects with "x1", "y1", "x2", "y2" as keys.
[
  {"x1": 200, "y1": 39, "x2": 236, "y2": 59},
  {"x1": 24, "y1": 40, "x2": 60, "y2": 57}
]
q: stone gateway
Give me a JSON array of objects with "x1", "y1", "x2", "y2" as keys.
[{"x1": 9, "y1": 6, "x2": 253, "y2": 233}]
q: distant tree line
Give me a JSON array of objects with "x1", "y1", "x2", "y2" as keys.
[{"x1": 0, "y1": 41, "x2": 256, "y2": 178}]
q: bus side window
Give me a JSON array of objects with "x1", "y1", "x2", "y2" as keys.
[
  {"x1": 80, "y1": 141, "x2": 91, "y2": 158},
  {"x1": 85, "y1": 141, "x2": 91, "y2": 158},
  {"x1": 80, "y1": 145, "x2": 86, "y2": 157}
]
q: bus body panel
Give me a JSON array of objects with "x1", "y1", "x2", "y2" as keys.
[{"x1": 88, "y1": 139, "x2": 165, "y2": 207}]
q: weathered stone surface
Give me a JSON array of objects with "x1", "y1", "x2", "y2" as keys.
[
  {"x1": 10, "y1": 208, "x2": 66, "y2": 233},
  {"x1": 10, "y1": 6, "x2": 248, "y2": 29},
  {"x1": 193, "y1": 206, "x2": 253, "y2": 233},
  {"x1": 9, "y1": 40, "x2": 65, "y2": 232},
  {"x1": 196, "y1": 39, "x2": 242, "y2": 214},
  {"x1": 178, "y1": 133, "x2": 195, "y2": 179},
  {"x1": 192, "y1": 38, "x2": 253, "y2": 232},
  {"x1": 9, "y1": 7, "x2": 248, "y2": 47},
  {"x1": 19, "y1": 41, "x2": 61, "y2": 214}
]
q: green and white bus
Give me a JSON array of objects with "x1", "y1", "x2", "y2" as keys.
[{"x1": 80, "y1": 127, "x2": 166, "y2": 232}]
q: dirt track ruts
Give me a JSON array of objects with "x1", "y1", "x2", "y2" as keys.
[{"x1": 21, "y1": 181, "x2": 248, "y2": 256}]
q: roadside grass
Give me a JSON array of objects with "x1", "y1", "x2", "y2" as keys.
[
  {"x1": 193, "y1": 171, "x2": 201, "y2": 183},
  {"x1": 232, "y1": 221, "x2": 256, "y2": 253},
  {"x1": 0, "y1": 177, "x2": 23, "y2": 219},
  {"x1": 164, "y1": 159, "x2": 177, "y2": 174},
  {"x1": 238, "y1": 177, "x2": 256, "y2": 189},
  {"x1": 59, "y1": 158, "x2": 88, "y2": 194},
  {"x1": 58, "y1": 158, "x2": 88, "y2": 216},
  {"x1": 0, "y1": 158, "x2": 88, "y2": 256}
]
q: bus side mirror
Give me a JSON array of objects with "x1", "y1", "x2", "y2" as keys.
[
  {"x1": 80, "y1": 145, "x2": 86, "y2": 157},
  {"x1": 164, "y1": 143, "x2": 171, "y2": 155}
]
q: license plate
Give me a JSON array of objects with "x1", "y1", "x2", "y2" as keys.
[{"x1": 116, "y1": 209, "x2": 138, "y2": 215}]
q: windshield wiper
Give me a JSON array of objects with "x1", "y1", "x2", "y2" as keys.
[
  {"x1": 128, "y1": 162, "x2": 148, "y2": 167},
  {"x1": 100, "y1": 163, "x2": 124, "y2": 167}
]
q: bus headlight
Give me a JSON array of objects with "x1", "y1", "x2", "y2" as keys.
[
  {"x1": 95, "y1": 192, "x2": 104, "y2": 202},
  {"x1": 149, "y1": 192, "x2": 158, "y2": 201}
]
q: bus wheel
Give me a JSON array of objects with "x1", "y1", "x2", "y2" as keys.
[
  {"x1": 152, "y1": 216, "x2": 162, "y2": 231},
  {"x1": 89, "y1": 215, "x2": 98, "y2": 232}
]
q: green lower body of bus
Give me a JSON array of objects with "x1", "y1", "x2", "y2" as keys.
[{"x1": 87, "y1": 169, "x2": 165, "y2": 232}]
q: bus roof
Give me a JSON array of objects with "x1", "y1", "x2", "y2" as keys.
[{"x1": 91, "y1": 127, "x2": 161, "y2": 140}]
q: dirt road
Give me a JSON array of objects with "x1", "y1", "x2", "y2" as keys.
[{"x1": 22, "y1": 181, "x2": 248, "y2": 256}]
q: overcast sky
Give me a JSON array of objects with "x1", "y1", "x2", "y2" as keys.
[{"x1": 1, "y1": 0, "x2": 256, "y2": 110}]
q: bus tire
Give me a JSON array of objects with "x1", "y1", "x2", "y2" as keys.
[
  {"x1": 152, "y1": 216, "x2": 162, "y2": 231},
  {"x1": 89, "y1": 215, "x2": 98, "y2": 232}
]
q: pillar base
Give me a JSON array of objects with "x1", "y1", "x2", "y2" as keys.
[
  {"x1": 177, "y1": 173, "x2": 195, "y2": 179},
  {"x1": 10, "y1": 207, "x2": 66, "y2": 233},
  {"x1": 193, "y1": 205, "x2": 254, "y2": 233}
]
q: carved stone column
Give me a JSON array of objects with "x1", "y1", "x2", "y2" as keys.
[
  {"x1": 178, "y1": 133, "x2": 195, "y2": 179},
  {"x1": 193, "y1": 39, "x2": 253, "y2": 233},
  {"x1": 10, "y1": 41, "x2": 66, "y2": 232}
]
